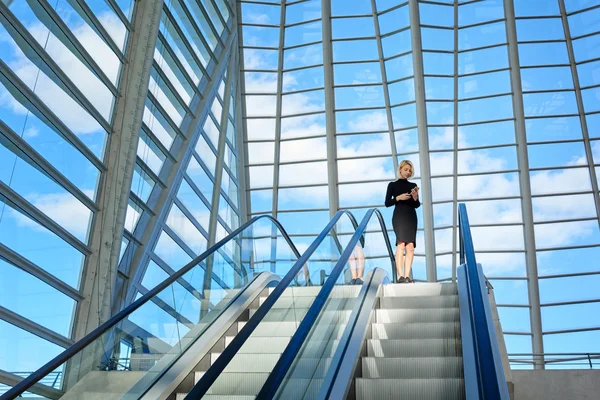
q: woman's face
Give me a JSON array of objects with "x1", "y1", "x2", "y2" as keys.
[{"x1": 400, "y1": 164, "x2": 412, "y2": 179}]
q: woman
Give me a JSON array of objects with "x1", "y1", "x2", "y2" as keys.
[
  {"x1": 349, "y1": 234, "x2": 365, "y2": 285},
  {"x1": 385, "y1": 160, "x2": 420, "y2": 283}
]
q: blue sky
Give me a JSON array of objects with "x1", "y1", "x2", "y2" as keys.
[
  {"x1": 240, "y1": 0, "x2": 600, "y2": 363},
  {"x1": 1, "y1": 0, "x2": 600, "y2": 385}
]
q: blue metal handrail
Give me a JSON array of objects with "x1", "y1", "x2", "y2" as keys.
[
  {"x1": 255, "y1": 208, "x2": 394, "y2": 399},
  {"x1": 458, "y1": 203, "x2": 510, "y2": 399},
  {"x1": 184, "y1": 209, "x2": 365, "y2": 399},
  {"x1": 2, "y1": 215, "x2": 301, "y2": 400}
]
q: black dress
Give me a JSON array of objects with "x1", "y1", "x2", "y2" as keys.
[{"x1": 385, "y1": 179, "x2": 420, "y2": 247}]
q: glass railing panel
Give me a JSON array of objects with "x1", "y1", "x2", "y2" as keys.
[
  {"x1": 275, "y1": 210, "x2": 393, "y2": 400},
  {"x1": 201, "y1": 212, "x2": 358, "y2": 397},
  {"x1": 10, "y1": 216, "x2": 298, "y2": 399}
]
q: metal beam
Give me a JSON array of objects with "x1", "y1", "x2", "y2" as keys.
[
  {"x1": 0, "y1": 182, "x2": 90, "y2": 256},
  {"x1": 207, "y1": 54, "x2": 236, "y2": 247},
  {"x1": 558, "y1": 0, "x2": 600, "y2": 230},
  {"x1": 322, "y1": 0, "x2": 339, "y2": 219},
  {"x1": 121, "y1": 30, "x2": 236, "y2": 313},
  {"x1": 271, "y1": 3, "x2": 286, "y2": 219},
  {"x1": 0, "y1": 1, "x2": 111, "y2": 133},
  {"x1": 370, "y1": 0, "x2": 399, "y2": 177},
  {"x1": 0, "y1": 306, "x2": 73, "y2": 349},
  {"x1": 408, "y1": 0, "x2": 437, "y2": 281},
  {"x1": 0, "y1": 59, "x2": 105, "y2": 172},
  {"x1": 0, "y1": 243, "x2": 83, "y2": 302},
  {"x1": 0, "y1": 120, "x2": 98, "y2": 213},
  {"x1": 73, "y1": 0, "x2": 163, "y2": 341},
  {"x1": 204, "y1": 55, "x2": 237, "y2": 302},
  {"x1": 235, "y1": 0, "x2": 252, "y2": 223},
  {"x1": 0, "y1": 369, "x2": 62, "y2": 400},
  {"x1": 452, "y1": 0, "x2": 459, "y2": 282},
  {"x1": 503, "y1": 0, "x2": 544, "y2": 370}
]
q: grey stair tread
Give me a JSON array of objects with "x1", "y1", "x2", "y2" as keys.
[
  {"x1": 362, "y1": 357, "x2": 464, "y2": 379},
  {"x1": 275, "y1": 378, "x2": 324, "y2": 400},
  {"x1": 224, "y1": 336, "x2": 340, "y2": 358},
  {"x1": 356, "y1": 378, "x2": 465, "y2": 400},
  {"x1": 367, "y1": 339, "x2": 462, "y2": 358},
  {"x1": 372, "y1": 322, "x2": 461, "y2": 339},
  {"x1": 269, "y1": 286, "x2": 360, "y2": 297},
  {"x1": 382, "y1": 283, "x2": 457, "y2": 297},
  {"x1": 217, "y1": 353, "x2": 280, "y2": 373},
  {"x1": 203, "y1": 372, "x2": 269, "y2": 395},
  {"x1": 250, "y1": 307, "x2": 309, "y2": 321},
  {"x1": 260, "y1": 296, "x2": 353, "y2": 309},
  {"x1": 244, "y1": 321, "x2": 347, "y2": 337},
  {"x1": 251, "y1": 307, "x2": 354, "y2": 322},
  {"x1": 260, "y1": 296, "x2": 316, "y2": 308},
  {"x1": 240, "y1": 321, "x2": 299, "y2": 336},
  {"x1": 375, "y1": 308, "x2": 460, "y2": 323},
  {"x1": 187, "y1": 375, "x2": 324, "y2": 400},
  {"x1": 225, "y1": 336, "x2": 291, "y2": 353},
  {"x1": 379, "y1": 295, "x2": 459, "y2": 309},
  {"x1": 215, "y1": 354, "x2": 333, "y2": 377}
]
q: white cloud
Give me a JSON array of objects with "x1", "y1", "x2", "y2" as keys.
[
  {"x1": 245, "y1": 13, "x2": 272, "y2": 25},
  {"x1": 239, "y1": 31, "x2": 600, "y2": 278},
  {"x1": 12, "y1": 191, "x2": 94, "y2": 241},
  {"x1": 347, "y1": 110, "x2": 388, "y2": 132},
  {"x1": 23, "y1": 126, "x2": 39, "y2": 138},
  {"x1": 1, "y1": 12, "x2": 126, "y2": 136},
  {"x1": 3, "y1": 16, "x2": 120, "y2": 134}
]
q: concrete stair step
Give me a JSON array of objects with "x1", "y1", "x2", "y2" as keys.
[
  {"x1": 362, "y1": 357, "x2": 464, "y2": 379},
  {"x1": 268, "y1": 286, "x2": 359, "y2": 297},
  {"x1": 250, "y1": 307, "x2": 354, "y2": 322},
  {"x1": 371, "y1": 322, "x2": 461, "y2": 340},
  {"x1": 375, "y1": 308, "x2": 460, "y2": 323},
  {"x1": 382, "y1": 283, "x2": 457, "y2": 297},
  {"x1": 259, "y1": 296, "x2": 354, "y2": 309},
  {"x1": 225, "y1": 336, "x2": 291, "y2": 353},
  {"x1": 379, "y1": 295, "x2": 459, "y2": 309},
  {"x1": 367, "y1": 339, "x2": 462, "y2": 358},
  {"x1": 355, "y1": 378, "x2": 465, "y2": 400}
]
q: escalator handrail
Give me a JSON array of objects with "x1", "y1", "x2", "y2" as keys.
[
  {"x1": 256, "y1": 208, "x2": 392, "y2": 399},
  {"x1": 3, "y1": 215, "x2": 301, "y2": 400},
  {"x1": 458, "y1": 203, "x2": 510, "y2": 399},
  {"x1": 184, "y1": 209, "x2": 361, "y2": 399},
  {"x1": 317, "y1": 267, "x2": 390, "y2": 400}
]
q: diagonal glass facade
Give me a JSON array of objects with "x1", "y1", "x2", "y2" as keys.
[
  {"x1": 0, "y1": 0, "x2": 133, "y2": 382},
  {"x1": 0, "y1": 0, "x2": 241, "y2": 392},
  {"x1": 1, "y1": 0, "x2": 600, "y2": 389}
]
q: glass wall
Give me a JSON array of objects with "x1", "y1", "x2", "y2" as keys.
[
  {"x1": 0, "y1": 0, "x2": 134, "y2": 386},
  {"x1": 239, "y1": 0, "x2": 600, "y2": 366},
  {"x1": 0, "y1": 0, "x2": 240, "y2": 393}
]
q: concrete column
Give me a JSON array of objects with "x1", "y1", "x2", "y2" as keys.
[
  {"x1": 73, "y1": 0, "x2": 164, "y2": 341},
  {"x1": 503, "y1": 0, "x2": 544, "y2": 369},
  {"x1": 408, "y1": 0, "x2": 437, "y2": 281},
  {"x1": 322, "y1": 0, "x2": 339, "y2": 219}
]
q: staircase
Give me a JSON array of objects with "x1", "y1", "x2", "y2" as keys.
[
  {"x1": 176, "y1": 285, "x2": 359, "y2": 399},
  {"x1": 355, "y1": 282, "x2": 465, "y2": 400}
]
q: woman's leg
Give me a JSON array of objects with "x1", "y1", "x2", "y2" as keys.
[
  {"x1": 404, "y1": 242, "x2": 415, "y2": 279},
  {"x1": 395, "y1": 243, "x2": 405, "y2": 280},
  {"x1": 356, "y1": 245, "x2": 365, "y2": 280},
  {"x1": 349, "y1": 249, "x2": 358, "y2": 279}
]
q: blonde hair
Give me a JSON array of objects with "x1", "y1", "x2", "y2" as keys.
[{"x1": 398, "y1": 160, "x2": 414, "y2": 178}]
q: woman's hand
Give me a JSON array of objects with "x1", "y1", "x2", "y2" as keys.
[
  {"x1": 396, "y1": 193, "x2": 411, "y2": 201},
  {"x1": 411, "y1": 186, "x2": 419, "y2": 201}
]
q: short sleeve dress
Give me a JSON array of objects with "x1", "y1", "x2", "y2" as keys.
[{"x1": 384, "y1": 179, "x2": 421, "y2": 246}]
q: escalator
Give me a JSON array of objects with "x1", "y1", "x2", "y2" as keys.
[{"x1": 3, "y1": 205, "x2": 510, "y2": 400}]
